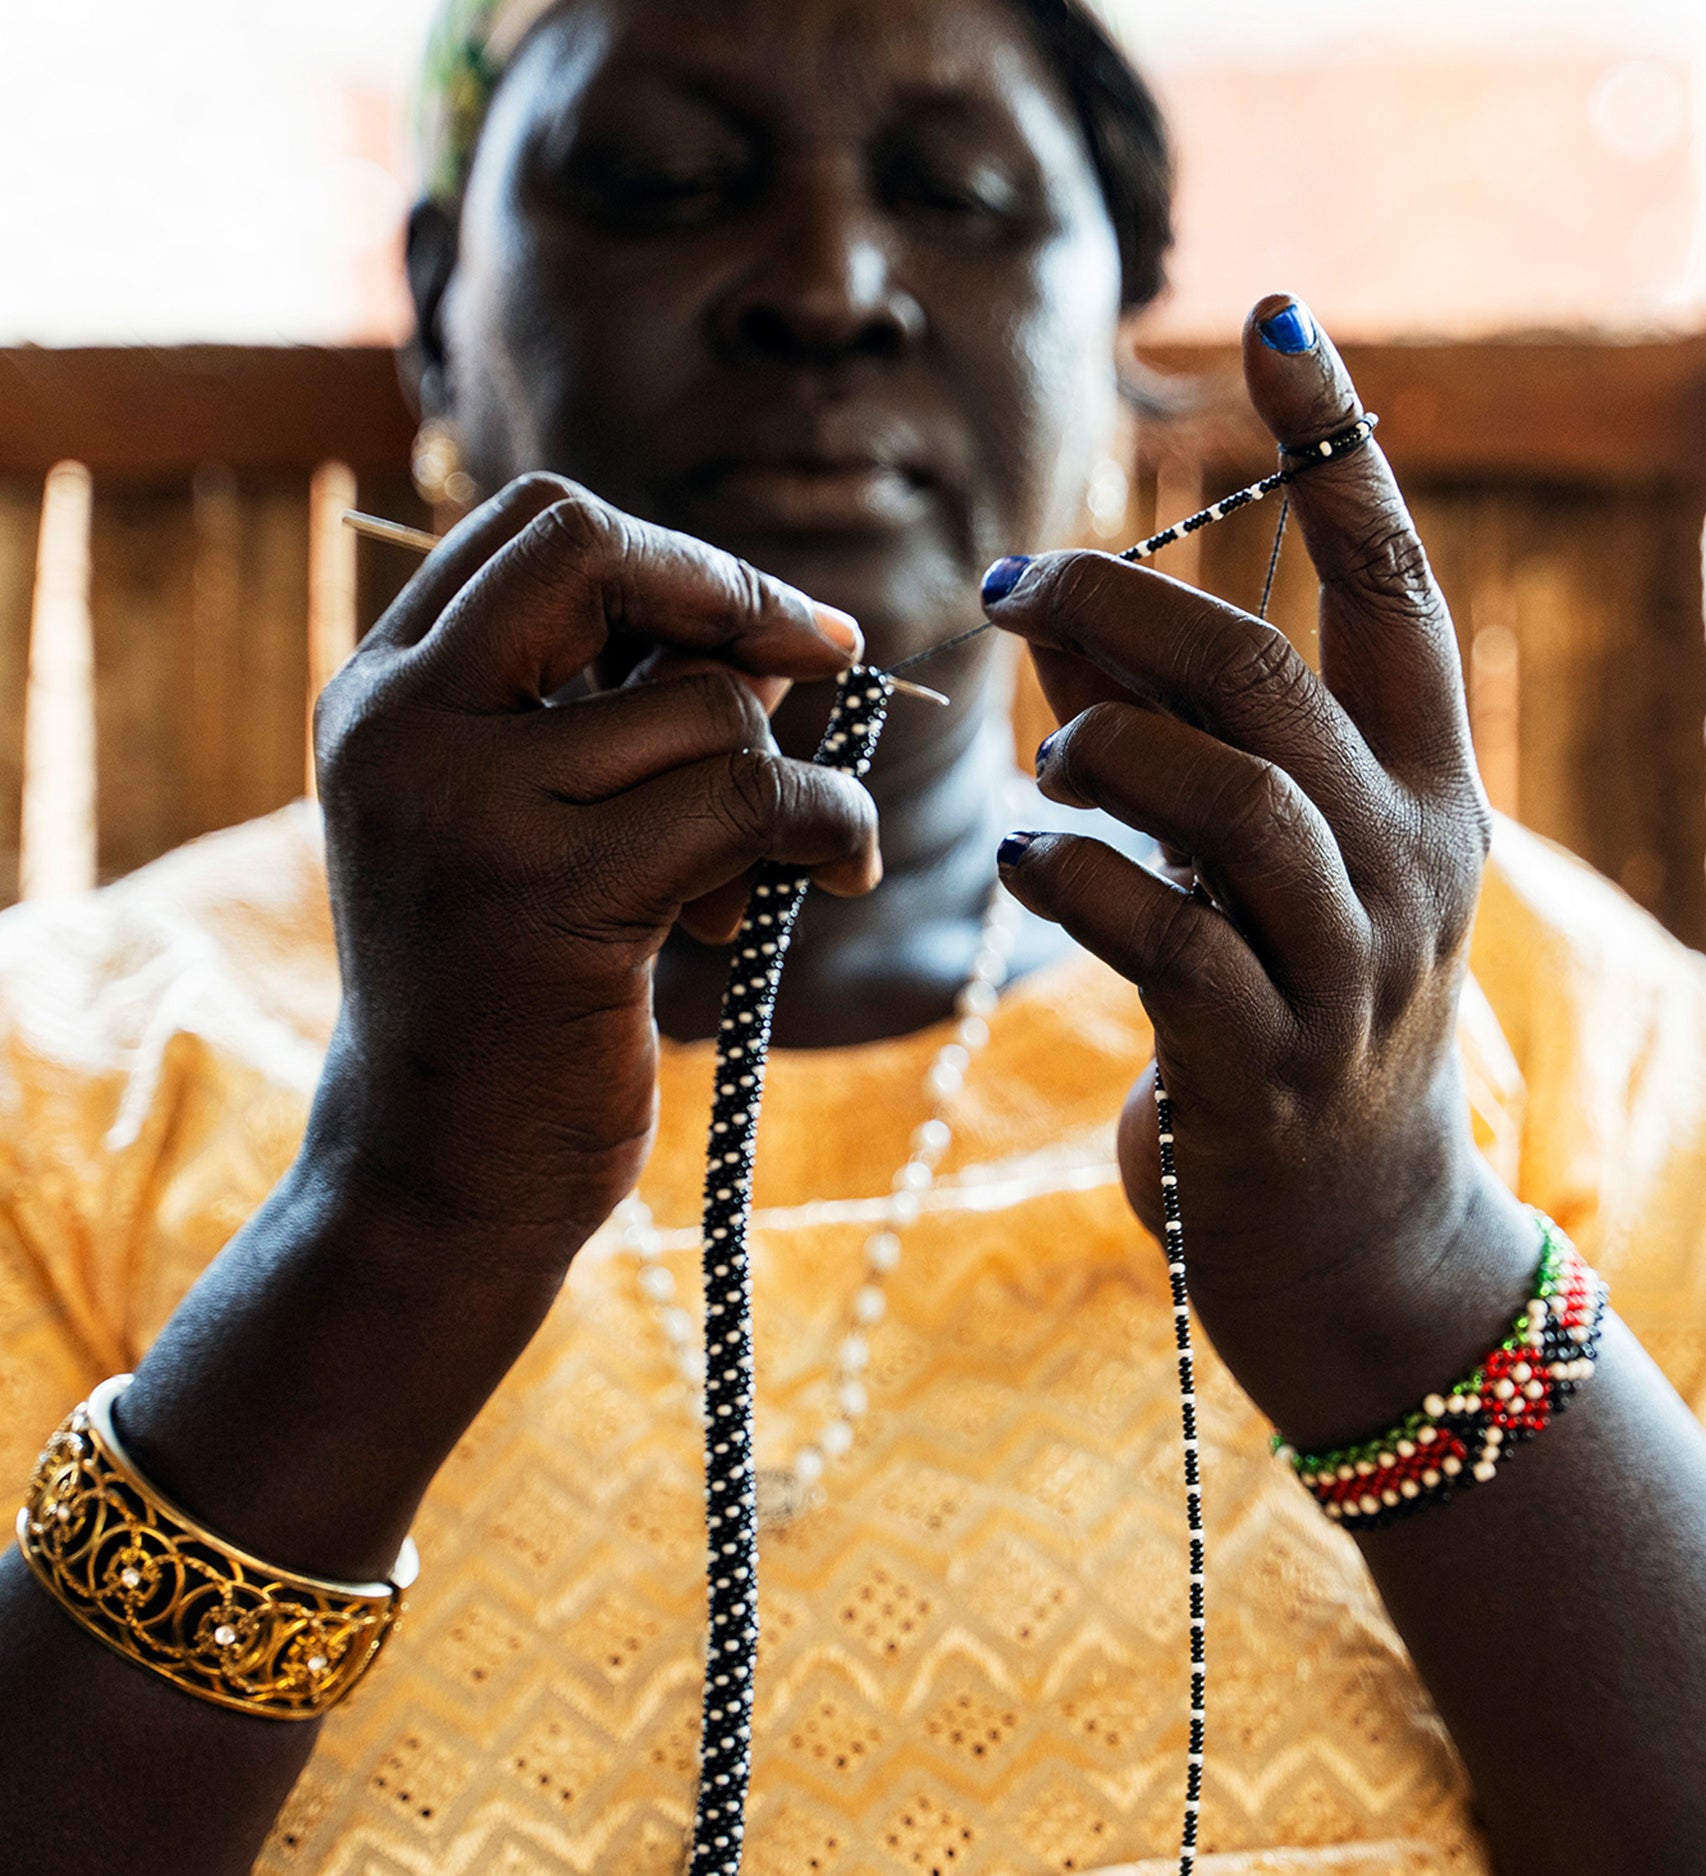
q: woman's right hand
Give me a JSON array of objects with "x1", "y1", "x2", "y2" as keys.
[{"x1": 308, "y1": 472, "x2": 878, "y2": 1266}]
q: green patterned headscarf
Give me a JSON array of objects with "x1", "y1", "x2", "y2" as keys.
[{"x1": 416, "y1": 0, "x2": 563, "y2": 205}]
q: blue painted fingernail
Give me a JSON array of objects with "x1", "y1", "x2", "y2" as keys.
[
  {"x1": 981, "y1": 555, "x2": 1033, "y2": 605},
  {"x1": 997, "y1": 830, "x2": 1038, "y2": 868},
  {"x1": 1258, "y1": 301, "x2": 1317, "y2": 354},
  {"x1": 1034, "y1": 732, "x2": 1057, "y2": 776}
]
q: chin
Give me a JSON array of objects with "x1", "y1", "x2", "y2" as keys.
[{"x1": 727, "y1": 527, "x2": 984, "y2": 672}]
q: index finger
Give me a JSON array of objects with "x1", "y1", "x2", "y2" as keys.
[
  {"x1": 400, "y1": 481, "x2": 864, "y2": 712},
  {"x1": 1243, "y1": 294, "x2": 1476, "y2": 788}
]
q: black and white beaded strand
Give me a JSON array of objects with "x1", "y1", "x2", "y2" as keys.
[
  {"x1": 684, "y1": 411, "x2": 1380, "y2": 1875},
  {"x1": 1155, "y1": 1068, "x2": 1204, "y2": 1876},
  {"x1": 687, "y1": 671, "x2": 893, "y2": 1876}
]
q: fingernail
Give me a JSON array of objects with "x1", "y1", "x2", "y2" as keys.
[
  {"x1": 1258, "y1": 300, "x2": 1318, "y2": 355},
  {"x1": 812, "y1": 603, "x2": 864, "y2": 663},
  {"x1": 1034, "y1": 731, "x2": 1057, "y2": 776},
  {"x1": 997, "y1": 830, "x2": 1038, "y2": 869},
  {"x1": 981, "y1": 555, "x2": 1033, "y2": 606}
]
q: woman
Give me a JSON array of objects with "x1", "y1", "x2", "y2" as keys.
[{"x1": 3, "y1": 0, "x2": 1705, "y2": 1870}]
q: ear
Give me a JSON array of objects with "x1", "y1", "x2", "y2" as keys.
[{"x1": 402, "y1": 199, "x2": 460, "y2": 419}]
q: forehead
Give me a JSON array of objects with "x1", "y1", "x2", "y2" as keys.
[{"x1": 508, "y1": 0, "x2": 1080, "y2": 138}]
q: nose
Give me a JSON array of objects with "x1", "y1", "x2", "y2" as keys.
[{"x1": 710, "y1": 158, "x2": 925, "y2": 369}]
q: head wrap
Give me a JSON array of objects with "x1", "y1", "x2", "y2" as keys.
[{"x1": 416, "y1": 0, "x2": 564, "y2": 205}]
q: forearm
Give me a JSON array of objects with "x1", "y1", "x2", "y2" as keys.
[
  {"x1": 1200, "y1": 1175, "x2": 1706, "y2": 1876},
  {"x1": 0, "y1": 1134, "x2": 584, "y2": 1874},
  {"x1": 1363, "y1": 1313, "x2": 1706, "y2": 1875}
]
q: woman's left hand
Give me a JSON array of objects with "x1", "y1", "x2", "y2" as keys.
[{"x1": 986, "y1": 294, "x2": 1533, "y2": 1449}]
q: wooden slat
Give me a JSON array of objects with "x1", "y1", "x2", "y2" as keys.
[
  {"x1": 0, "y1": 481, "x2": 42, "y2": 906},
  {"x1": 88, "y1": 480, "x2": 199, "y2": 881},
  {"x1": 7, "y1": 336, "x2": 1706, "y2": 483},
  {"x1": 0, "y1": 349, "x2": 417, "y2": 478},
  {"x1": 1413, "y1": 482, "x2": 1706, "y2": 944},
  {"x1": 88, "y1": 474, "x2": 312, "y2": 881},
  {"x1": 1130, "y1": 335, "x2": 1706, "y2": 485}
]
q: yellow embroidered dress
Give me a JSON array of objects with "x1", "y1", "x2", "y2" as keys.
[{"x1": 4, "y1": 803, "x2": 1705, "y2": 1875}]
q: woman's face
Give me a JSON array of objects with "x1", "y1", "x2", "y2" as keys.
[{"x1": 426, "y1": 0, "x2": 1128, "y2": 666}]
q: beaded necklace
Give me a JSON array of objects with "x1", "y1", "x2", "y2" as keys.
[{"x1": 681, "y1": 413, "x2": 1382, "y2": 1876}]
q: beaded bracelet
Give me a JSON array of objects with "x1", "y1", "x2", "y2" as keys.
[{"x1": 1274, "y1": 1210, "x2": 1607, "y2": 1529}]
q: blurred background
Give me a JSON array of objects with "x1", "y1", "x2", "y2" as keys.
[{"x1": 6, "y1": 0, "x2": 1706, "y2": 933}]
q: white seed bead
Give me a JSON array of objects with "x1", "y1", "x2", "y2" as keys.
[
  {"x1": 853, "y1": 1285, "x2": 887, "y2": 1325},
  {"x1": 1360, "y1": 1495, "x2": 1380, "y2": 1516},
  {"x1": 794, "y1": 1447, "x2": 825, "y2": 1484},
  {"x1": 889, "y1": 1191, "x2": 922, "y2": 1226},
  {"x1": 1396, "y1": 1439, "x2": 1416, "y2": 1458},
  {"x1": 1493, "y1": 1378, "x2": 1516, "y2": 1400},
  {"x1": 865, "y1": 1231, "x2": 902, "y2": 1273},
  {"x1": 1511, "y1": 1361, "x2": 1532, "y2": 1384},
  {"x1": 912, "y1": 1118, "x2": 952, "y2": 1158},
  {"x1": 894, "y1": 1160, "x2": 933, "y2": 1194},
  {"x1": 1423, "y1": 1393, "x2": 1447, "y2": 1419},
  {"x1": 837, "y1": 1379, "x2": 869, "y2": 1417},
  {"x1": 956, "y1": 1015, "x2": 990, "y2": 1050},
  {"x1": 639, "y1": 1265, "x2": 677, "y2": 1302},
  {"x1": 1464, "y1": 1395, "x2": 1482, "y2": 1414},
  {"x1": 1484, "y1": 1426, "x2": 1503, "y2": 1446},
  {"x1": 1442, "y1": 1456, "x2": 1463, "y2": 1477},
  {"x1": 839, "y1": 1335, "x2": 870, "y2": 1373},
  {"x1": 1473, "y1": 1461, "x2": 1498, "y2": 1483},
  {"x1": 925, "y1": 1062, "x2": 964, "y2": 1100},
  {"x1": 1417, "y1": 1426, "x2": 1437, "y2": 1445},
  {"x1": 1381, "y1": 1488, "x2": 1399, "y2": 1507},
  {"x1": 957, "y1": 980, "x2": 999, "y2": 1018},
  {"x1": 1525, "y1": 1379, "x2": 1546, "y2": 1399},
  {"x1": 661, "y1": 1306, "x2": 695, "y2": 1345},
  {"x1": 1422, "y1": 1467, "x2": 1441, "y2": 1488},
  {"x1": 820, "y1": 1419, "x2": 855, "y2": 1459},
  {"x1": 1527, "y1": 1299, "x2": 1548, "y2": 1323},
  {"x1": 214, "y1": 1625, "x2": 237, "y2": 1648},
  {"x1": 1400, "y1": 1480, "x2": 1420, "y2": 1499}
]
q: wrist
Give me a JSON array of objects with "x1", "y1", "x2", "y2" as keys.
[
  {"x1": 115, "y1": 1146, "x2": 574, "y2": 1583},
  {"x1": 1189, "y1": 1159, "x2": 1538, "y2": 1452}
]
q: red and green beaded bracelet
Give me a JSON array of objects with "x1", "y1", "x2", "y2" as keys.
[{"x1": 1274, "y1": 1211, "x2": 1607, "y2": 1529}]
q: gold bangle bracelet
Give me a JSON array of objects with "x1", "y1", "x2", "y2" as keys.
[{"x1": 16, "y1": 1374, "x2": 419, "y2": 1720}]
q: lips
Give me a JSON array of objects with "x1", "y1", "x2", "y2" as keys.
[{"x1": 689, "y1": 455, "x2": 935, "y2": 533}]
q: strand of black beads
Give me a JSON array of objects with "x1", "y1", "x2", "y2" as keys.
[
  {"x1": 686, "y1": 667, "x2": 894, "y2": 1876},
  {"x1": 1155, "y1": 1066, "x2": 1206, "y2": 1876}
]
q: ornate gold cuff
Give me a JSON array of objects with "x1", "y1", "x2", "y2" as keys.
[{"x1": 15, "y1": 1374, "x2": 419, "y2": 1720}]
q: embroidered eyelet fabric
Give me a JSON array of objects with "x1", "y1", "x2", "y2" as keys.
[{"x1": 3, "y1": 802, "x2": 1705, "y2": 1875}]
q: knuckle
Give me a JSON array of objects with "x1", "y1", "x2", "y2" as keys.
[
  {"x1": 1201, "y1": 622, "x2": 1307, "y2": 716},
  {"x1": 533, "y1": 488, "x2": 616, "y2": 562},
  {"x1": 505, "y1": 469, "x2": 577, "y2": 514},
  {"x1": 716, "y1": 748, "x2": 787, "y2": 847},
  {"x1": 693, "y1": 669, "x2": 769, "y2": 748},
  {"x1": 1217, "y1": 759, "x2": 1304, "y2": 856},
  {"x1": 1331, "y1": 517, "x2": 1438, "y2": 616},
  {"x1": 727, "y1": 554, "x2": 771, "y2": 631},
  {"x1": 1038, "y1": 551, "x2": 1116, "y2": 648},
  {"x1": 1054, "y1": 700, "x2": 1135, "y2": 794}
]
